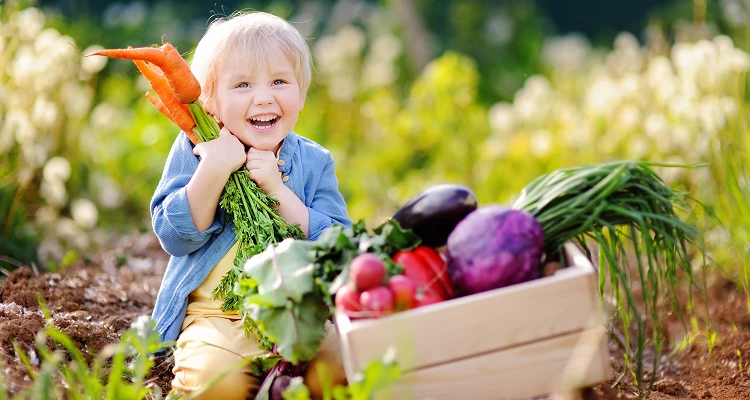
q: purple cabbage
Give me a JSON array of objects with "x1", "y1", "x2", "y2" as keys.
[{"x1": 446, "y1": 206, "x2": 544, "y2": 296}]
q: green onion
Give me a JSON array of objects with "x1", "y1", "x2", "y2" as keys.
[{"x1": 513, "y1": 160, "x2": 708, "y2": 393}]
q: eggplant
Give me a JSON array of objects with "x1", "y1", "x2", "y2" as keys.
[{"x1": 392, "y1": 184, "x2": 478, "y2": 247}]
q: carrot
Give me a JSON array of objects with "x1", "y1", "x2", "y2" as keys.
[
  {"x1": 133, "y1": 58, "x2": 196, "y2": 130},
  {"x1": 90, "y1": 43, "x2": 201, "y2": 104},
  {"x1": 145, "y1": 92, "x2": 199, "y2": 145}
]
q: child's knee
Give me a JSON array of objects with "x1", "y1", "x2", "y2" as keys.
[
  {"x1": 172, "y1": 344, "x2": 259, "y2": 400},
  {"x1": 304, "y1": 322, "x2": 348, "y2": 399}
]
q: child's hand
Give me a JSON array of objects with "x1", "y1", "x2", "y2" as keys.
[
  {"x1": 192, "y1": 127, "x2": 246, "y2": 176},
  {"x1": 246, "y1": 147, "x2": 283, "y2": 195}
]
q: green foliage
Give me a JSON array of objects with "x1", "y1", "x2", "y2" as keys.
[
  {"x1": 5, "y1": 315, "x2": 169, "y2": 400},
  {"x1": 281, "y1": 348, "x2": 401, "y2": 400},
  {"x1": 236, "y1": 219, "x2": 419, "y2": 364}
]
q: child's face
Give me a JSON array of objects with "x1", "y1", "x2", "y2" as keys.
[{"x1": 214, "y1": 47, "x2": 304, "y2": 153}]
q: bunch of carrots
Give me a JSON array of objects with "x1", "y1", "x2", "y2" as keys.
[{"x1": 90, "y1": 44, "x2": 305, "y2": 320}]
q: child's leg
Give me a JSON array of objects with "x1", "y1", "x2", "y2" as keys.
[
  {"x1": 304, "y1": 321, "x2": 348, "y2": 399},
  {"x1": 171, "y1": 316, "x2": 266, "y2": 400}
]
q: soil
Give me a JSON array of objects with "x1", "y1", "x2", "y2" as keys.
[{"x1": 1, "y1": 231, "x2": 749, "y2": 399}]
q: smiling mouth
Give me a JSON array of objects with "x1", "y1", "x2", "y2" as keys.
[{"x1": 249, "y1": 115, "x2": 279, "y2": 130}]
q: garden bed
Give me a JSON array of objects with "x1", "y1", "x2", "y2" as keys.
[{"x1": 1, "y1": 231, "x2": 749, "y2": 399}]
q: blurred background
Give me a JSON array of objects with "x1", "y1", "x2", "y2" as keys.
[{"x1": 0, "y1": 0, "x2": 748, "y2": 287}]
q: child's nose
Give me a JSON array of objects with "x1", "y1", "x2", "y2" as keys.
[{"x1": 254, "y1": 89, "x2": 274, "y2": 105}]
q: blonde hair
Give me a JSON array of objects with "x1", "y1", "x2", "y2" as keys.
[{"x1": 190, "y1": 11, "x2": 312, "y2": 114}]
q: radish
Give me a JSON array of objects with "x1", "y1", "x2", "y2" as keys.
[
  {"x1": 387, "y1": 275, "x2": 416, "y2": 311},
  {"x1": 414, "y1": 289, "x2": 443, "y2": 308},
  {"x1": 335, "y1": 283, "x2": 362, "y2": 316},
  {"x1": 349, "y1": 253, "x2": 386, "y2": 291},
  {"x1": 360, "y1": 286, "x2": 395, "y2": 317}
]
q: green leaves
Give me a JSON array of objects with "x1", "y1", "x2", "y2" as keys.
[
  {"x1": 239, "y1": 239, "x2": 328, "y2": 364},
  {"x1": 512, "y1": 160, "x2": 708, "y2": 393},
  {"x1": 275, "y1": 348, "x2": 401, "y2": 400},
  {"x1": 235, "y1": 220, "x2": 419, "y2": 365},
  {"x1": 244, "y1": 239, "x2": 316, "y2": 306},
  {"x1": 245, "y1": 295, "x2": 329, "y2": 364}
]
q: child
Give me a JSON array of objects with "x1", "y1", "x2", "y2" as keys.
[{"x1": 149, "y1": 11, "x2": 351, "y2": 400}]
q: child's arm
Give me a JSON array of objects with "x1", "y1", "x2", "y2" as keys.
[
  {"x1": 187, "y1": 128, "x2": 247, "y2": 231},
  {"x1": 304, "y1": 156, "x2": 351, "y2": 240},
  {"x1": 150, "y1": 130, "x2": 245, "y2": 256}
]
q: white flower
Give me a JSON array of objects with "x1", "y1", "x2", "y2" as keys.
[
  {"x1": 721, "y1": 0, "x2": 748, "y2": 27},
  {"x1": 626, "y1": 136, "x2": 650, "y2": 159},
  {"x1": 93, "y1": 173, "x2": 124, "y2": 209},
  {"x1": 12, "y1": 7, "x2": 45, "y2": 40},
  {"x1": 43, "y1": 156, "x2": 72, "y2": 182},
  {"x1": 10, "y1": 45, "x2": 36, "y2": 85},
  {"x1": 22, "y1": 139, "x2": 50, "y2": 168},
  {"x1": 363, "y1": 58, "x2": 396, "y2": 88},
  {"x1": 314, "y1": 36, "x2": 340, "y2": 71},
  {"x1": 619, "y1": 73, "x2": 642, "y2": 100},
  {"x1": 81, "y1": 45, "x2": 108, "y2": 74},
  {"x1": 5, "y1": 108, "x2": 37, "y2": 145},
  {"x1": 17, "y1": 167, "x2": 34, "y2": 186},
  {"x1": 35, "y1": 205, "x2": 59, "y2": 227},
  {"x1": 370, "y1": 33, "x2": 402, "y2": 61},
  {"x1": 62, "y1": 82, "x2": 94, "y2": 118},
  {"x1": 529, "y1": 129, "x2": 553, "y2": 158},
  {"x1": 90, "y1": 102, "x2": 120, "y2": 130},
  {"x1": 728, "y1": 49, "x2": 750, "y2": 72},
  {"x1": 720, "y1": 96, "x2": 738, "y2": 118},
  {"x1": 71, "y1": 198, "x2": 98, "y2": 229},
  {"x1": 337, "y1": 25, "x2": 366, "y2": 57},
  {"x1": 33, "y1": 28, "x2": 61, "y2": 55},
  {"x1": 40, "y1": 178, "x2": 67, "y2": 207},
  {"x1": 541, "y1": 34, "x2": 591, "y2": 72},
  {"x1": 713, "y1": 35, "x2": 736, "y2": 56},
  {"x1": 584, "y1": 75, "x2": 621, "y2": 118},
  {"x1": 32, "y1": 96, "x2": 59, "y2": 130},
  {"x1": 56, "y1": 217, "x2": 81, "y2": 240},
  {"x1": 643, "y1": 113, "x2": 669, "y2": 139},
  {"x1": 488, "y1": 102, "x2": 516, "y2": 135},
  {"x1": 646, "y1": 56, "x2": 675, "y2": 85},
  {"x1": 698, "y1": 97, "x2": 726, "y2": 135},
  {"x1": 616, "y1": 105, "x2": 641, "y2": 132},
  {"x1": 327, "y1": 76, "x2": 356, "y2": 102}
]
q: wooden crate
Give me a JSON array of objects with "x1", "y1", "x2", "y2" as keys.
[{"x1": 334, "y1": 243, "x2": 612, "y2": 400}]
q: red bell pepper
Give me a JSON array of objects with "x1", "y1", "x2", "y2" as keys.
[{"x1": 392, "y1": 246, "x2": 455, "y2": 300}]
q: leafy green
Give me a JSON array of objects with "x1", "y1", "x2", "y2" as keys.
[
  {"x1": 245, "y1": 294, "x2": 329, "y2": 364},
  {"x1": 236, "y1": 219, "x2": 419, "y2": 366}
]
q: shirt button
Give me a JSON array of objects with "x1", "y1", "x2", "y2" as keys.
[
  {"x1": 282, "y1": 176, "x2": 289, "y2": 183},
  {"x1": 277, "y1": 159, "x2": 285, "y2": 166}
]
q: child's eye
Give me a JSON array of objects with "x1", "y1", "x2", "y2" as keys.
[
  {"x1": 236, "y1": 82, "x2": 250, "y2": 88},
  {"x1": 272, "y1": 79, "x2": 287, "y2": 85}
]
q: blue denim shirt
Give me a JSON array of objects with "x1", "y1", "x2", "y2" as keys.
[{"x1": 150, "y1": 131, "x2": 351, "y2": 342}]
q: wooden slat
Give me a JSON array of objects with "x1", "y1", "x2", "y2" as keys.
[
  {"x1": 335, "y1": 243, "x2": 604, "y2": 375},
  {"x1": 378, "y1": 326, "x2": 612, "y2": 400}
]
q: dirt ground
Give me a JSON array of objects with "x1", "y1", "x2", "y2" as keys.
[{"x1": 1, "y1": 231, "x2": 749, "y2": 399}]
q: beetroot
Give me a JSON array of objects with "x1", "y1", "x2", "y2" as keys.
[{"x1": 446, "y1": 206, "x2": 544, "y2": 296}]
